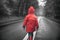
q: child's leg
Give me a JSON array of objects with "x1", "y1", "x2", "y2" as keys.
[{"x1": 28, "y1": 32, "x2": 33, "y2": 40}]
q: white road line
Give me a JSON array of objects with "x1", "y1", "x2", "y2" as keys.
[
  {"x1": 23, "y1": 31, "x2": 37, "y2": 40},
  {"x1": 23, "y1": 33, "x2": 28, "y2": 40},
  {"x1": 33, "y1": 31, "x2": 37, "y2": 40},
  {"x1": 23, "y1": 16, "x2": 41, "y2": 40}
]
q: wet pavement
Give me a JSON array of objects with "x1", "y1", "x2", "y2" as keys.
[
  {"x1": 0, "y1": 16, "x2": 60, "y2": 40},
  {"x1": 0, "y1": 20, "x2": 26, "y2": 40},
  {"x1": 35, "y1": 16, "x2": 60, "y2": 40}
]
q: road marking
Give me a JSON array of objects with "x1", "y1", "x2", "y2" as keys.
[
  {"x1": 23, "y1": 33, "x2": 28, "y2": 40},
  {"x1": 23, "y1": 16, "x2": 41, "y2": 40},
  {"x1": 33, "y1": 31, "x2": 37, "y2": 40},
  {"x1": 23, "y1": 31, "x2": 37, "y2": 40}
]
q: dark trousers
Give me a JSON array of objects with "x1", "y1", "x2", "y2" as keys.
[{"x1": 28, "y1": 32, "x2": 33, "y2": 40}]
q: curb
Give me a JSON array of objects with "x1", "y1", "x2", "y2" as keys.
[
  {"x1": 0, "y1": 19, "x2": 23, "y2": 26},
  {"x1": 46, "y1": 17, "x2": 60, "y2": 24}
]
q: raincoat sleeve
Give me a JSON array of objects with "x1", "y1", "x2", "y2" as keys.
[
  {"x1": 35, "y1": 18, "x2": 39, "y2": 30},
  {"x1": 23, "y1": 16, "x2": 28, "y2": 27}
]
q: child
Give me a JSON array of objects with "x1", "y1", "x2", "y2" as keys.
[{"x1": 23, "y1": 6, "x2": 39, "y2": 40}]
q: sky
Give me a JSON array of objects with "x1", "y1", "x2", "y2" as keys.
[{"x1": 37, "y1": 0, "x2": 47, "y2": 7}]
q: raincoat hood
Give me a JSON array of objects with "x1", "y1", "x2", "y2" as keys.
[{"x1": 28, "y1": 6, "x2": 35, "y2": 14}]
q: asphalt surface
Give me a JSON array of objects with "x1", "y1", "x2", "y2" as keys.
[
  {"x1": 0, "y1": 16, "x2": 60, "y2": 40},
  {"x1": 0, "y1": 20, "x2": 26, "y2": 40},
  {"x1": 35, "y1": 16, "x2": 60, "y2": 40}
]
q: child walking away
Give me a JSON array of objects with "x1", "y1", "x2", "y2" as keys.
[{"x1": 23, "y1": 6, "x2": 39, "y2": 40}]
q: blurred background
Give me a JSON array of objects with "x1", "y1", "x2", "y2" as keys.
[
  {"x1": 0, "y1": 0, "x2": 60, "y2": 19},
  {"x1": 0, "y1": 0, "x2": 60, "y2": 23}
]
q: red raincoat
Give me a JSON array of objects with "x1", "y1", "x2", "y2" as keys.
[{"x1": 23, "y1": 6, "x2": 39, "y2": 32}]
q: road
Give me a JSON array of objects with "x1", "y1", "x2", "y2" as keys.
[
  {"x1": 35, "y1": 16, "x2": 60, "y2": 40},
  {"x1": 0, "y1": 16, "x2": 60, "y2": 40},
  {"x1": 0, "y1": 20, "x2": 26, "y2": 40}
]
